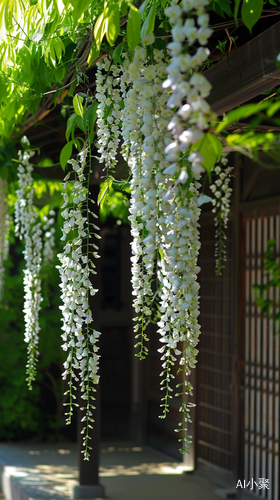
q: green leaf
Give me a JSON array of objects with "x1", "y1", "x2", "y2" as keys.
[
  {"x1": 216, "y1": 40, "x2": 228, "y2": 54},
  {"x1": 138, "y1": 0, "x2": 149, "y2": 18},
  {"x1": 141, "y1": 4, "x2": 156, "y2": 42},
  {"x1": 37, "y1": 157, "x2": 54, "y2": 168},
  {"x1": 98, "y1": 177, "x2": 113, "y2": 208},
  {"x1": 127, "y1": 5, "x2": 141, "y2": 54},
  {"x1": 87, "y1": 130, "x2": 95, "y2": 146},
  {"x1": 72, "y1": 137, "x2": 82, "y2": 151},
  {"x1": 73, "y1": 94, "x2": 84, "y2": 118},
  {"x1": 226, "y1": 131, "x2": 275, "y2": 149},
  {"x1": 66, "y1": 113, "x2": 77, "y2": 142},
  {"x1": 267, "y1": 102, "x2": 280, "y2": 118},
  {"x1": 87, "y1": 39, "x2": 100, "y2": 67},
  {"x1": 113, "y1": 42, "x2": 124, "y2": 65},
  {"x1": 87, "y1": 102, "x2": 98, "y2": 131},
  {"x1": 267, "y1": 238, "x2": 276, "y2": 248},
  {"x1": 196, "y1": 133, "x2": 223, "y2": 173},
  {"x1": 76, "y1": 115, "x2": 87, "y2": 133},
  {"x1": 70, "y1": 0, "x2": 95, "y2": 25},
  {"x1": 241, "y1": 0, "x2": 263, "y2": 32},
  {"x1": 94, "y1": 10, "x2": 108, "y2": 51},
  {"x1": 158, "y1": 247, "x2": 164, "y2": 260},
  {"x1": 215, "y1": 101, "x2": 270, "y2": 133},
  {"x1": 234, "y1": 0, "x2": 242, "y2": 19},
  {"x1": 106, "y1": 2, "x2": 120, "y2": 46},
  {"x1": 208, "y1": 0, "x2": 232, "y2": 17},
  {"x1": 54, "y1": 64, "x2": 66, "y2": 83},
  {"x1": 60, "y1": 141, "x2": 73, "y2": 171}
]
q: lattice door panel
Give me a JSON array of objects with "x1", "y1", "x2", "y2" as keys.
[
  {"x1": 244, "y1": 212, "x2": 280, "y2": 500},
  {"x1": 196, "y1": 220, "x2": 235, "y2": 479}
]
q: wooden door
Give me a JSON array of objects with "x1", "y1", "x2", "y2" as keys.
[
  {"x1": 242, "y1": 206, "x2": 280, "y2": 499},
  {"x1": 196, "y1": 216, "x2": 236, "y2": 486}
]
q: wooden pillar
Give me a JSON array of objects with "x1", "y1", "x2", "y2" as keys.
[
  {"x1": 73, "y1": 183, "x2": 105, "y2": 499},
  {"x1": 73, "y1": 387, "x2": 105, "y2": 499}
]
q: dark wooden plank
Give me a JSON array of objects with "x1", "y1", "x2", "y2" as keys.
[
  {"x1": 232, "y1": 155, "x2": 245, "y2": 482},
  {"x1": 240, "y1": 197, "x2": 280, "y2": 213},
  {"x1": 205, "y1": 21, "x2": 280, "y2": 115},
  {"x1": 198, "y1": 440, "x2": 233, "y2": 456}
]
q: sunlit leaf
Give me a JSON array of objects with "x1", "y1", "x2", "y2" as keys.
[
  {"x1": 98, "y1": 177, "x2": 113, "y2": 208},
  {"x1": 226, "y1": 131, "x2": 275, "y2": 148},
  {"x1": 138, "y1": 0, "x2": 149, "y2": 18},
  {"x1": 106, "y1": 1, "x2": 120, "y2": 46},
  {"x1": 141, "y1": 4, "x2": 156, "y2": 42},
  {"x1": 196, "y1": 133, "x2": 223, "y2": 173},
  {"x1": 127, "y1": 5, "x2": 141, "y2": 54},
  {"x1": 215, "y1": 102, "x2": 270, "y2": 133},
  {"x1": 94, "y1": 9, "x2": 108, "y2": 50},
  {"x1": 37, "y1": 157, "x2": 54, "y2": 168},
  {"x1": 267, "y1": 102, "x2": 280, "y2": 118},
  {"x1": 73, "y1": 94, "x2": 84, "y2": 118},
  {"x1": 70, "y1": 0, "x2": 95, "y2": 25}
]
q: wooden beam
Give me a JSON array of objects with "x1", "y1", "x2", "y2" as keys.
[{"x1": 205, "y1": 21, "x2": 280, "y2": 115}]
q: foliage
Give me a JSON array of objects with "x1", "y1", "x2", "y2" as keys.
[
  {"x1": 0, "y1": 0, "x2": 277, "y2": 154},
  {"x1": 253, "y1": 239, "x2": 280, "y2": 333},
  {"x1": 98, "y1": 178, "x2": 130, "y2": 224}
]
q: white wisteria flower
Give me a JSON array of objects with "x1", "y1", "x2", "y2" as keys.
[
  {"x1": 57, "y1": 144, "x2": 101, "y2": 460},
  {"x1": 121, "y1": 45, "x2": 173, "y2": 360},
  {"x1": 96, "y1": 59, "x2": 123, "y2": 175},
  {"x1": 161, "y1": 0, "x2": 213, "y2": 453},
  {"x1": 164, "y1": 0, "x2": 213, "y2": 186},
  {"x1": 210, "y1": 154, "x2": 233, "y2": 275},
  {"x1": 0, "y1": 179, "x2": 10, "y2": 301},
  {"x1": 42, "y1": 210, "x2": 56, "y2": 266},
  {"x1": 14, "y1": 151, "x2": 43, "y2": 389}
]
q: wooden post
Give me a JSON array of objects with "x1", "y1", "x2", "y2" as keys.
[
  {"x1": 73, "y1": 387, "x2": 105, "y2": 499},
  {"x1": 73, "y1": 183, "x2": 105, "y2": 500}
]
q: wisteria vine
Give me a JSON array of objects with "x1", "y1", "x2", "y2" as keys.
[
  {"x1": 0, "y1": 179, "x2": 10, "y2": 301},
  {"x1": 57, "y1": 145, "x2": 101, "y2": 460},
  {"x1": 88, "y1": 0, "x2": 216, "y2": 455},
  {"x1": 210, "y1": 155, "x2": 233, "y2": 275},
  {"x1": 7, "y1": 0, "x2": 234, "y2": 460},
  {"x1": 14, "y1": 151, "x2": 43, "y2": 389}
]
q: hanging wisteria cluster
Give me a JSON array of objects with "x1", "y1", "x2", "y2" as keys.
[
  {"x1": 123, "y1": 40, "x2": 173, "y2": 360},
  {"x1": 57, "y1": 145, "x2": 101, "y2": 460},
  {"x1": 14, "y1": 151, "x2": 43, "y2": 389},
  {"x1": 158, "y1": 0, "x2": 213, "y2": 451},
  {"x1": 42, "y1": 211, "x2": 56, "y2": 267},
  {"x1": 210, "y1": 155, "x2": 233, "y2": 275},
  {"x1": 95, "y1": 59, "x2": 123, "y2": 176},
  {"x1": 0, "y1": 179, "x2": 10, "y2": 301},
  {"x1": 82, "y1": 0, "x2": 216, "y2": 454},
  {"x1": 164, "y1": 0, "x2": 213, "y2": 178},
  {"x1": 14, "y1": 151, "x2": 57, "y2": 389},
  {"x1": 7, "y1": 0, "x2": 232, "y2": 460}
]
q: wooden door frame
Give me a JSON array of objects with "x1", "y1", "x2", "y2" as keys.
[{"x1": 232, "y1": 155, "x2": 246, "y2": 483}]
